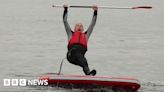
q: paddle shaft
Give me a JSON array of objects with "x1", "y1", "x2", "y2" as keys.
[{"x1": 52, "y1": 5, "x2": 152, "y2": 9}]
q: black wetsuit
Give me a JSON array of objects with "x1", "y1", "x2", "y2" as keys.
[{"x1": 63, "y1": 7, "x2": 97, "y2": 75}]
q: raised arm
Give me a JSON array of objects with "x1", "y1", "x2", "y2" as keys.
[
  {"x1": 85, "y1": 6, "x2": 98, "y2": 39},
  {"x1": 63, "y1": 5, "x2": 73, "y2": 41}
]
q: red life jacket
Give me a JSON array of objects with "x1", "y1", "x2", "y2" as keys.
[{"x1": 68, "y1": 31, "x2": 88, "y2": 48}]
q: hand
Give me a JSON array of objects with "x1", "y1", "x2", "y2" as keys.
[
  {"x1": 63, "y1": 4, "x2": 68, "y2": 8},
  {"x1": 92, "y1": 5, "x2": 98, "y2": 11}
]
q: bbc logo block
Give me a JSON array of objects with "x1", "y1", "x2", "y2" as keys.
[
  {"x1": 4, "y1": 79, "x2": 10, "y2": 86},
  {"x1": 3, "y1": 79, "x2": 27, "y2": 86}
]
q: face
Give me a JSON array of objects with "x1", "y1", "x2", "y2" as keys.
[{"x1": 74, "y1": 23, "x2": 84, "y2": 32}]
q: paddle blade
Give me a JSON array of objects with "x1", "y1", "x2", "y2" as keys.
[{"x1": 132, "y1": 6, "x2": 152, "y2": 9}]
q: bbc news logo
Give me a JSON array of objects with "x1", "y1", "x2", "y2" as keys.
[{"x1": 3, "y1": 79, "x2": 48, "y2": 86}]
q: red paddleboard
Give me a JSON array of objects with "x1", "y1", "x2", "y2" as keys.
[{"x1": 39, "y1": 73, "x2": 140, "y2": 91}]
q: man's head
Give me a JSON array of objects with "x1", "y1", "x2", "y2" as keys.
[{"x1": 74, "y1": 23, "x2": 84, "y2": 32}]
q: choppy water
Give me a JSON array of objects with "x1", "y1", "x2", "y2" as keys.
[{"x1": 0, "y1": 0, "x2": 164, "y2": 92}]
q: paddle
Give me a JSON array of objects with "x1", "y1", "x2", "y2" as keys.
[{"x1": 52, "y1": 5, "x2": 152, "y2": 9}]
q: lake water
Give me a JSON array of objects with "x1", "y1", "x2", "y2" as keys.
[{"x1": 0, "y1": 0, "x2": 164, "y2": 92}]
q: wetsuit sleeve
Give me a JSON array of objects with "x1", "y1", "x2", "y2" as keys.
[
  {"x1": 85, "y1": 10, "x2": 97, "y2": 39},
  {"x1": 63, "y1": 7, "x2": 73, "y2": 41}
]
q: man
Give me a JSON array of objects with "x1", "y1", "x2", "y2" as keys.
[{"x1": 63, "y1": 5, "x2": 98, "y2": 76}]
